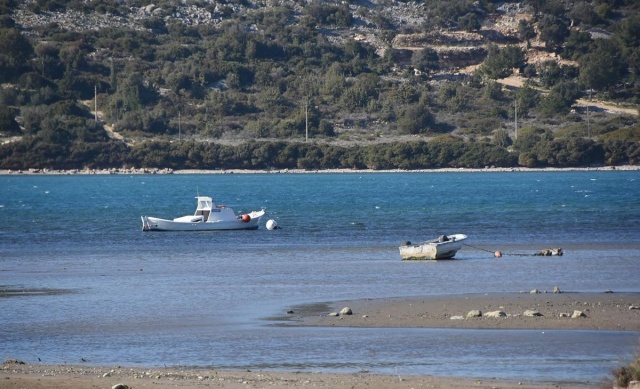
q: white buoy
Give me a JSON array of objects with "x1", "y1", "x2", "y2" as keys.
[{"x1": 266, "y1": 219, "x2": 278, "y2": 230}]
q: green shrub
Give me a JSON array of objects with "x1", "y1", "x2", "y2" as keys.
[{"x1": 613, "y1": 353, "x2": 640, "y2": 388}]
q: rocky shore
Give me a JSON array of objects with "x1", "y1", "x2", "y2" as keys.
[{"x1": 1, "y1": 165, "x2": 638, "y2": 176}]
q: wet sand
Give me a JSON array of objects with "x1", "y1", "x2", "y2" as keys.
[
  {"x1": 3, "y1": 292, "x2": 638, "y2": 389},
  {"x1": 290, "y1": 291, "x2": 640, "y2": 331}
]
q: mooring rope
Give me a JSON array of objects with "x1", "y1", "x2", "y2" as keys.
[
  {"x1": 463, "y1": 243, "x2": 538, "y2": 257},
  {"x1": 463, "y1": 243, "x2": 494, "y2": 253}
]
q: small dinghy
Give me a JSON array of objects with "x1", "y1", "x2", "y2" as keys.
[{"x1": 399, "y1": 234, "x2": 467, "y2": 260}]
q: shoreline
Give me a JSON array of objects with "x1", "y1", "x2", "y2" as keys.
[
  {"x1": 1, "y1": 165, "x2": 639, "y2": 175},
  {"x1": 0, "y1": 361, "x2": 606, "y2": 389},
  {"x1": 3, "y1": 292, "x2": 638, "y2": 389}
]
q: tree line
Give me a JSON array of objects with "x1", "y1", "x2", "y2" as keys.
[{"x1": 1, "y1": 133, "x2": 638, "y2": 170}]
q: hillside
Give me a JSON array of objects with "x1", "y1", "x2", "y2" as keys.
[{"x1": 0, "y1": 0, "x2": 639, "y2": 170}]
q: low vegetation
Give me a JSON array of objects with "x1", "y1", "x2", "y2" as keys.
[
  {"x1": 614, "y1": 352, "x2": 640, "y2": 388},
  {"x1": 0, "y1": 0, "x2": 639, "y2": 170}
]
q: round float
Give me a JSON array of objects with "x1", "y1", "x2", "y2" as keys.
[{"x1": 266, "y1": 219, "x2": 278, "y2": 230}]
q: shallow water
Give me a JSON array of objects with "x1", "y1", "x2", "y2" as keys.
[{"x1": 1, "y1": 171, "x2": 639, "y2": 381}]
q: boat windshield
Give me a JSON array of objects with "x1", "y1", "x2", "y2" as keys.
[{"x1": 195, "y1": 197, "x2": 214, "y2": 211}]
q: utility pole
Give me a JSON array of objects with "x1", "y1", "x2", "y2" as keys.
[
  {"x1": 205, "y1": 107, "x2": 209, "y2": 134},
  {"x1": 587, "y1": 88, "x2": 592, "y2": 138},
  {"x1": 303, "y1": 75, "x2": 313, "y2": 143},
  {"x1": 94, "y1": 84, "x2": 98, "y2": 128},
  {"x1": 514, "y1": 99, "x2": 518, "y2": 141}
]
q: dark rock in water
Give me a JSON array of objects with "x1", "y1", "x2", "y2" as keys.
[
  {"x1": 2, "y1": 359, "x2": 26, "y2": 365},
  {"x1": 536, "y1": 248, "x2": 563, "y2": 256}
]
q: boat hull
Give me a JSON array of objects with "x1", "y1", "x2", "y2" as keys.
[
  {"x1": 399, "y1": 234, "x2": 467, "y2": 260},
  {"x1": 141, "y1": 211, "x2": 264, "y2": 231}
]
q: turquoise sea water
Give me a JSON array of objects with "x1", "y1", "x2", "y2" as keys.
[{"x1": 1, "y1": 171, "x2": 639, "y2": 382}]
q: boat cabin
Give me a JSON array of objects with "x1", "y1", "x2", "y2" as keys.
[
  {"x1": 193, "y1": 196, "x2": 236, "y2": 222},
  {"x1": 194, "y1": 196, "x2": 215, "y2": 221}
]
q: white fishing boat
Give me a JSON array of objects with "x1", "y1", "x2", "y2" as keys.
[
  {"x1": 141, "y1": 196, "x2": 265, "y2": 231},
  {"x1": 399, "y1": 234, "x2": 467, "y2": 260}
]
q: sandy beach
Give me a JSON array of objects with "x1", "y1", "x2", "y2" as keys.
[
  {"x1": 291, "y1": 291, "x2": 640, "y2": 332},
  {"x1": 0, "y1": 360, "x2": 608, "y2": 389},
  {"x1": 3, "y1": 292, "x2": 638, "y2": 389}
]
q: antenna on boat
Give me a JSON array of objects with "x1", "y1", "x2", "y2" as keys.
[{"x1": 196, "y1": 186, "x2": 199, "y2": 197}]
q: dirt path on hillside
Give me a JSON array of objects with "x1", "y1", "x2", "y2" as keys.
[
  {"x1": 102, "y1": 121, "x2": 125, "y2": 141},
  {"x1": 79, "y1": 99, "x2": 127, "y2": 142},
  {"x1": 498, "y1": 76, "x2": 639, "y2": 116}
]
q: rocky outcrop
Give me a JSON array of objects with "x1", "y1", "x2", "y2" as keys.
[
  {"x1": 339, "y1": 307, "x2": 353, "y2": 315},
  {"x1": 328, "y1": 307, "x2": 353, "y2": 317},
  {"x1": 466, "y1": 310, "x2": 482, "y2": 318},
  {"x1": 535, "y1": 248, "x2": 563, "y2": 256},
  {"x1": 10, "y1": 0, "x2": 521, "y2": 75},
  {"x1": 12, "y1": 1, "x2": 219, "y2": 34}
]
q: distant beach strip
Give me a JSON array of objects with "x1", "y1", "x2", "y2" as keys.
[{"x1": 1, "y1": 165, "x2": 639, "y2": 175}]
